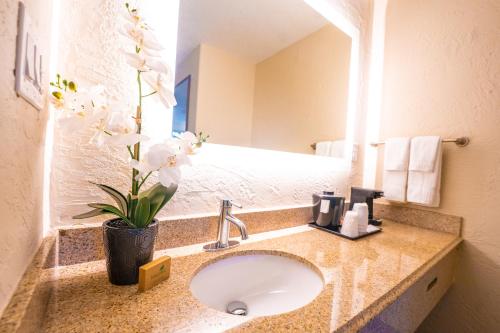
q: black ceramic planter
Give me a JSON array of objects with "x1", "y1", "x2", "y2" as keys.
[{"x1": 102, "y1": 218, "x2": 158, "y2": 285}]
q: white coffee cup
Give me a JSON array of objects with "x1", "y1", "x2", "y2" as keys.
[
  {"x1": 353, "y1": 203, "x2": 369, "y2": 233},
  {"x1": 341, "y1": 211, "x2": 359, "y2": 238}
]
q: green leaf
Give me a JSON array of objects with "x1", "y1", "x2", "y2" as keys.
[
  {"x1": 140, "y1": 183, "x2": 177, "y2": 225},
  {"x1": 73, "y1": 208, "x2": 106, "y2": 219},
  {"x1": 92, "y1": 183, "x2": 128, "y2": 216},
  {"x1": 127, "y1": 193, "x2": 132, "y2": 219},
  {"x1": 88, "y1": 203, "x2": 134, "y2": 227},
  {"x1": 134, "y1": 197, "x2": 151, "y2": 228}
]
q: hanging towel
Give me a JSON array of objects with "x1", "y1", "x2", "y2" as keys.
[
  {"x1": 329, "y1": 140, "x2": 345, "y2": 158},
  {"x1": 315, "y1": 140, "x2": 345, "y2": 158},
  {"x1": 382, "y1": 137, "x2": 411, "y2": 202},
  {"x1": 407, "y1": 136, "x2": 442, "y2": 207},
  {"x1": 315, "y1": 141, "x2": 332, "y2": 156}
]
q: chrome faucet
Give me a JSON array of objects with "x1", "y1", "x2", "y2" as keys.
[{"x1": 203, "y1": 199, "x2": 248, "y2": 251}]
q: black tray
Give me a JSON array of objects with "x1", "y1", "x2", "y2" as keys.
[{"x1": 308, "y1": 222, "x2": 382, "y2": 240}]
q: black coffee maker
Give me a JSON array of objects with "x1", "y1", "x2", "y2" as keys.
[{"x1": 349, "y1": 187, "x2": 384, "y2": 226}]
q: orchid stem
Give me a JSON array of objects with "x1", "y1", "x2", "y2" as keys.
[
  {"x1": 142, "y1": 91, "x2": 157, "y2": 98},
  {"x1": 131, "y1": 71, "x2": 142, "y2": 191},
  {"x1": 131, "y1": 69, "x2": 143, "y2": 212},
  {"x1": 137, "y1": 171, "x2": 152, "y2": 191},
  {"x1": 127, "y1": 145, "x2": 134, "y2": 159}
]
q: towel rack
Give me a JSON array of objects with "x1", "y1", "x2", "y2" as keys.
[
  {"x1": 310, "y1": 141, "x2": 343, "y2": 150},
  {"x1": 370, "y1": 136, "x2": 470, "y2": 147}
]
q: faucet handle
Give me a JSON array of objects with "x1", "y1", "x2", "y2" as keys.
[
  {"x1": 221, "y1": 199, "x2": 243, "y2": 209},
  {"x1": 231, "y1": 201, "x2": 243, "y2": 208}
]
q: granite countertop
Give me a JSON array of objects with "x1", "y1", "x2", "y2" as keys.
[{"x1": 41, "y1": 220, "x2": 460, "y2": 332}]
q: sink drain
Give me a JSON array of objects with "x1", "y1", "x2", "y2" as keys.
[{"x1": 226, "y1": 301, "x2": 248, "y2": 316}]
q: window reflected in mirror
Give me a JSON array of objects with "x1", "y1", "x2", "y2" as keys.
[{"x1": 172, "y1": 75, "x2": 191, "y2": 137}]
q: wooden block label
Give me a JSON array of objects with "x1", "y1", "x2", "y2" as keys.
[{"x1": 138, "y1": 256, "x2": 171, "y2": 292}]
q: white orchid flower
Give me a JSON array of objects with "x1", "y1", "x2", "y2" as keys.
[
  {"x1": 158, "y1": 165, "x2": 181, "y2": 187},
  {"x1": 146, "y1": 58, "x2": 172, "y2": 76},
  {"x1": 121, "y1": 22, "x2": 164, "y2": 53},
  {"x1": 54, "y1": 86, "x2": 109, "y2": 134},
  {"x1": 50, "y1": 92, "x2": 66, "y2": 110},
  {"x1": 146, "y1": 144, "x2": 178, "y2": 170},
  {"x1": 85, "y1": 85, "x2": 107, "y2": 109},
  {"x1": 107, "y1": 133, "x2": 148, "y2": 147},
  {"x1": 57, "y1": 109, "x2": 96, "y2": 134},
  {"x1": 132, "y1": 142, "x2": 191, "y2": 186},
  {"x1": 142, "y1": 71, "x2": 176, "y2": 109},
  {"x1": 121, "y1": 6, "x2": 143, "y2": 26},
  {"x1": 89, "y1": 105, "x2": 150, "y2": 147},
  {"x1": 141, "y1": 46, "x2": 162, "y2": 57},
  {"x1": 124, "y1": 52, "x2": 149, "y2": 71},
  {"x1": 105, "y1": 109, "x2": 136, "y2": 134},
  {"x1": 123, "y1": 52, "x2": 172, "y2": 75},
  {"x1": 129, "y1": 159, "x2": 150, "y2": 180},
  {"x1": 176, "y1": 131, "x2": 197, "y2": 154},
  {"x1": 54, "y1": 90, "x2": 80, "y2": 112}
]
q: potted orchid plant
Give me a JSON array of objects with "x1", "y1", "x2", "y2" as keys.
[{"x1": 49, "y1": 3, "x2": 196, "y2": 285}]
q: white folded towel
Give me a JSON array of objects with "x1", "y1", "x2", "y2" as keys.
[
  {"x1": 383, "y1": 137, "x2": 411, "y2": 202},
  {"x1": 315, "y1": 141, "x2": 331, "y2": 156},
  {"x1": 407, "y1": 136, "x2": 442, "y2": 207},
  {"x1": 329, "y1": 140, "x2": 345, "y2": 158},
  {"x1": 315, "y1": 140, "x2": 344, "y2": 157}
]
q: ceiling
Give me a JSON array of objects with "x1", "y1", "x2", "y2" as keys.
[{"x1": 176, "y1": 0, "x2": 331, "y2": 65}]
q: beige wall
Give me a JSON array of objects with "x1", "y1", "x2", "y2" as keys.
[
  {"x1": 375, "y1": 0, "x2": 500, "y2": 331},
  {"x1": 0, "y1": 0, "x2": 52, "y2": 315},
  {"x1": 175, "y1": 46, "x2": 200, "y2": 133},
  {"x1": 252, "y1": 25, "x2": 351, "y2": 154},
  {"x1": 196, "y1": 44, "x2": 255, "y2": 147}
]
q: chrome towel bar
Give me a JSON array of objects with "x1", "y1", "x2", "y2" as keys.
[{"x1": 370, "y1": 136, "x2": 470, "y2": 147}]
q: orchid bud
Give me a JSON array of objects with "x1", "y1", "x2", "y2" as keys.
[{"x1": 68, "y1": 81, "x2": 77, "y2": 92}]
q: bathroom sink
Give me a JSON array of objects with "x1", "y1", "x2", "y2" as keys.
[{"x1": 190, "y1": 253, "x2": 324, "y2": 317}]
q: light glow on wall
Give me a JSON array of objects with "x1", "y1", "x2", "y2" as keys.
[
  {"x1": 42, "y1": 0, "x2": 61, "y2": 236},
  {"x1": 362, "y1": 0, "x2": 388, "y2": 188},
  {"x1": 158, "y1": 142, "x2": 352, "y2": 220},
  {"x1": 139, "y1": 0, "x2": 179, "y2": 144}
]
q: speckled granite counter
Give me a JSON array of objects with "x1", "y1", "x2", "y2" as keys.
[{"x1": 40, "y1": 220, "x2": 460, "y2": 333}]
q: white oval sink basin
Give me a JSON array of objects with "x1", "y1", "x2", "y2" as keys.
[{"x1": 190, "y1": 253, "x2": 323, "y2": 317}]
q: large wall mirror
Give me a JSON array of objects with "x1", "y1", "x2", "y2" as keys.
[{"x1": 174, "y1": 0, "x2": 354, "y2": 158}]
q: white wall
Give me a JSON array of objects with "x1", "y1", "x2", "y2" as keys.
[{"x1": 0, "y1": 0, "x2": 53, "y2": 315}]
